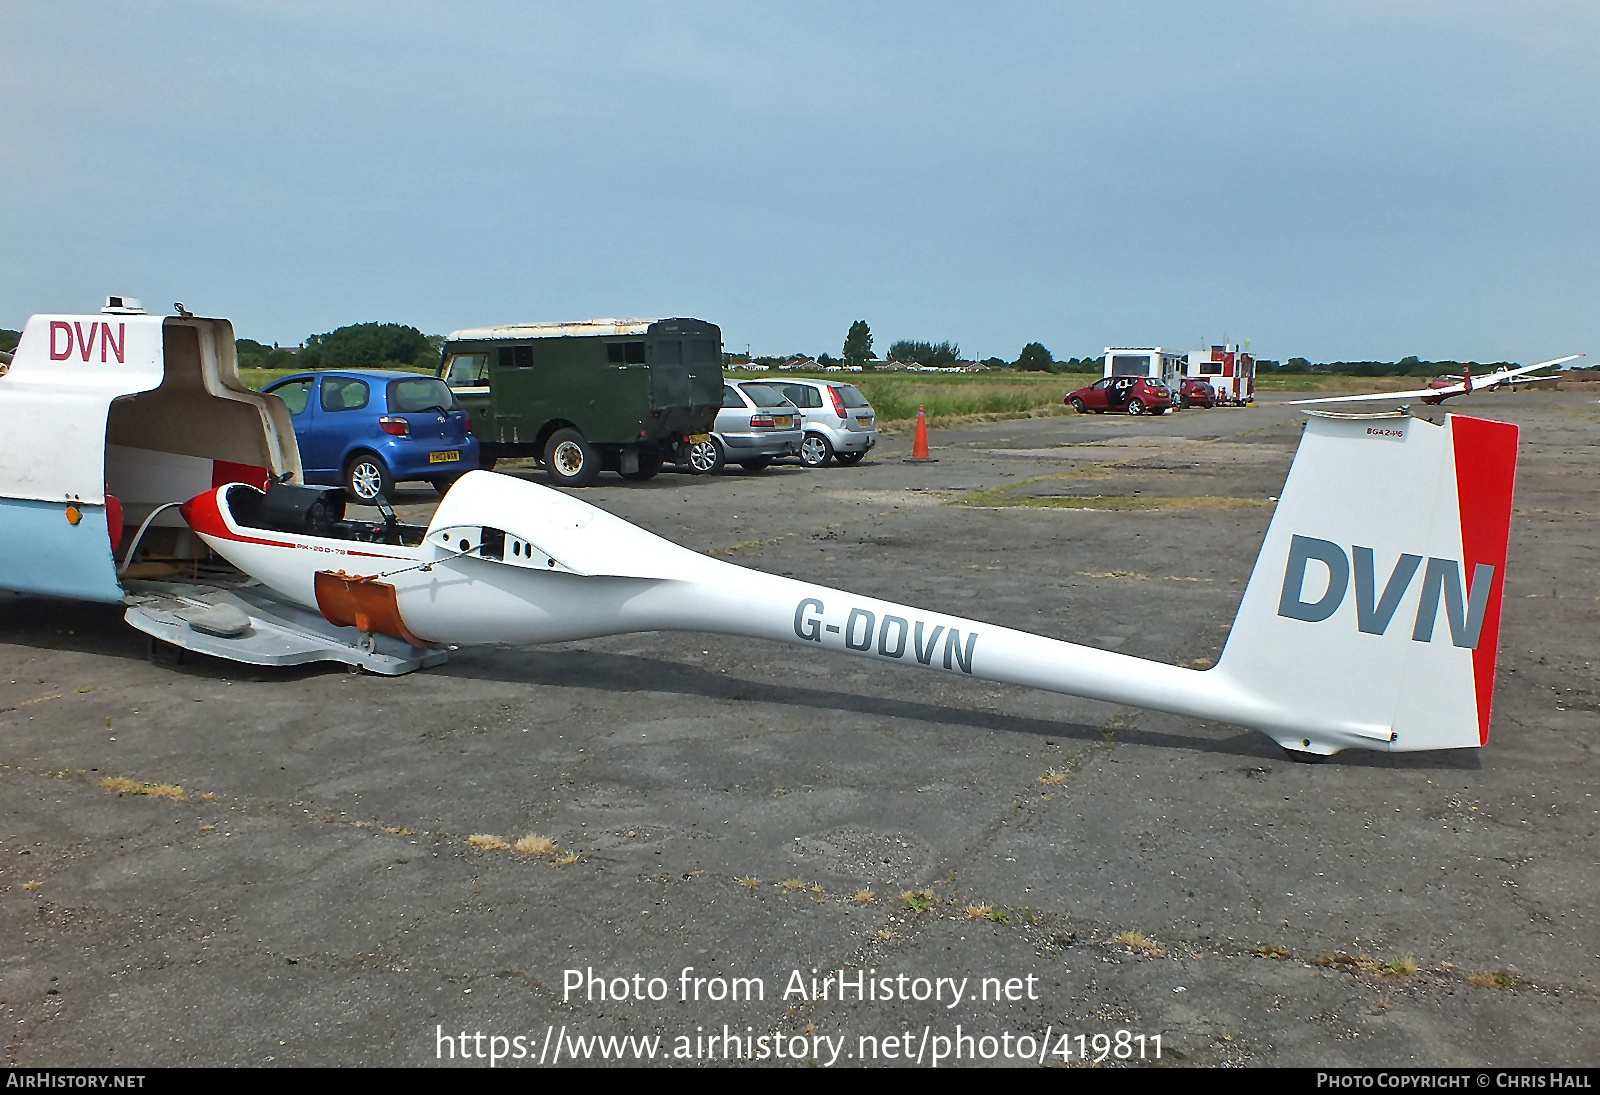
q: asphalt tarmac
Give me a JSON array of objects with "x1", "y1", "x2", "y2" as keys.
[{"x1": 2, "y1": 387, "x2": 1596, "y2": 1067}]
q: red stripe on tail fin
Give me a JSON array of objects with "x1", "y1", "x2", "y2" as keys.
[{"x1": 1450, "y1": 415, "x2": 1519, "y2": 745}]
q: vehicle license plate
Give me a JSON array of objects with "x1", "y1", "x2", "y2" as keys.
[
  {"x1": 687, "y1": 433, "x2": 710, "y2": 444},
  {"x1": 429, "y1": 451, "x2": 461, "y2": 463},
  {"x1": 774, "y1": 416, "x2": 793, "y2": 428}
]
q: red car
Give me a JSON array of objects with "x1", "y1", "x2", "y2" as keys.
[
  {"x1": 1065, "y1": 376, "x2": 1172, "y2": 415},
  {"x1": 1178, "y1": 378, "x2": 1217, "y2": 408}
]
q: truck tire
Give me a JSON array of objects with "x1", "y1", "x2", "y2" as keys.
[{"x1": 544, "y1": 428, "x2": 600, "y2": 487}]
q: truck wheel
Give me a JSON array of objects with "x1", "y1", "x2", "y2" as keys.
[
  {"x1": 544, "y1": 428, "x2": 600, "y2": 487},
  {"x1": 345, "y1": 453, "x2": 395, "y2": 503},
  {"x1": 800, "y1": 433, "x2": 833, "y2": 468},
  {"x1": 620, "y1": 452, "x2": 664, "y2": 481},
  {"x1": 688, "y1": 437, "x2": 725, "y2": 475}
]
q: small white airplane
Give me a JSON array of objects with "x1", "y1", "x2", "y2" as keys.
[
  {"x1": 1290, "y1": 354, "x2": 1584, "y2": 407},
  {"x1": 0, "y1": 300, "x2": 1523, "y2": 757}
]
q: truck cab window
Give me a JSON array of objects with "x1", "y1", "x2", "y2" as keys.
[
  {"x1": 607, "y1": 342, "x2": 646, "y2": 364},
  {"x1": 446, "y1": 353, "x2": 489, "y2": 387}
]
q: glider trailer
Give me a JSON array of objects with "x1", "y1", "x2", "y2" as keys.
[{"x1": 1, "y1": 302, "x2": 1527, "y2": 757}]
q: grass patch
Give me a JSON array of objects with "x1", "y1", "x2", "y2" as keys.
[
  {"x1": 966, "y1": 904, "x2": 1010, "y2": 923},
  {"x1": 737, "y1": 876, "x2": 761, "y2": 890},
  {"x1": 1311, "y1": 951, "x2": 1414, "y2": 976},
  {"x1": 1310, "y1": 951, "x2": 1366, "y2": 971},
  {"x1": 1469, "y1": 970, "x2": 1521, "y2": 990},
  {"x1": 100, "y1": 777, "x2": 187, "y2": 801},
  {"x1": 513, "y1": 834, "x2": 558, "y2": 857},
  {"x1": 1113, "y1": 930, "x2": 1166, "y2": 957},
  {"x1": 852, "y1": 889, "x2": 876, "y2": 905},
  {"x1": 778, "y1": 878, "x2": 809, "y2": 893},
  {"x1": 1380, "y1": 954, "x2": 1419, "y2": 977},
  {"x1": 467, "y1": 833, "x2": 512, "y2": 851},
  {"x1": 1253, "y1": 943, "x2": 1293, "y2": 960},
  {"x1": 22, "y1": 880, "x2": 42, "y2": 891},
  {"x1": 851, "y1": 372, "x2": 1096, "y2": 425},
  {"x1": 1039, "y1": 756, "x2": 1084, "y2": 787},
  {"x1": 900, "y1": 889, "x2": 938, "y2": 913},
  {"x1": 1253, "y1": 374, "x2": 1421, "y2": 393}
]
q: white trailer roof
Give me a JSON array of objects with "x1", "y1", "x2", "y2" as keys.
[{"x1": 446, "y1": 318, "x2": 660, "y2": 341}]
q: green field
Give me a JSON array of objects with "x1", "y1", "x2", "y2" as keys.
[{"x1": 731, "y1": 370, "x2": 1098, "y2": 427}]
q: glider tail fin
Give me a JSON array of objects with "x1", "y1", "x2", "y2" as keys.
[{"x1": 1214, "y1": 412, "x2": 1518, "y2": 753}]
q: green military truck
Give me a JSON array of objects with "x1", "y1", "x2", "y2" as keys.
[{"x1": 437, "y1": 317, "x2": 723, "y2": 486}]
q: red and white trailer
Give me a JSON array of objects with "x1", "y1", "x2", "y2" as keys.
[{"x1": 1187, "y1": 344, "x2": 1255, "y2": 405}]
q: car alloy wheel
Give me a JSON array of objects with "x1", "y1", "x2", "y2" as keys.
[
  {"x1": 345, "y1": 455, "x2": 393, "y2": 502},
  {"x1": 799, "y1": 433, "x2": 833, "y2": 468},
  {"x1": 688, "y1": 438, "x2": 725, "y2": 474},
  {"x1": 1126, "y1": 399, "x2": 1146, "y2": 416},
  {"x1": 1069, "y1": 397, "x2": 1087, "y2": 413}
]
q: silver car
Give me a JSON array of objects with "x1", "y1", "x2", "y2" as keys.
[
  {"x1": 688, "y1": 382, "x2": 804, "y2": 474},
  {"x1": 775, "y1": 380, "x2": 878, "y2": 467}
]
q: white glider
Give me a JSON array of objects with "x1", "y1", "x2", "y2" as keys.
[
  {"x1": 1290, "y1": 354, "x2": 1584, "y2": 406},
  {"x1": 183, "y1": 410, "x2": 1520, "y2": 757}
]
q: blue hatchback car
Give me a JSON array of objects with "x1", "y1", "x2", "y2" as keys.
[{"x1": 262, "y1": 370, "x2": 480, "y2": 501}]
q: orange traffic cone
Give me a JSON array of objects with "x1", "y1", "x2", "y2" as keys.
[{"x1": 903, "y1": 406, "x2": 938, "y2": 463}]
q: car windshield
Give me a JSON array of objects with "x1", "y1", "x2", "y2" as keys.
[
  {"x1": 832, "y1": 384, "x2": 870, "y2": 408},
  {"x1": 388, "y1": 378, "x2": 457, "y2": 413},
  {"x1": 739, "y1": 383, "x2": 795, "y2": 409}
]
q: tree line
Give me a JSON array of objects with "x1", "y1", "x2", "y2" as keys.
[
  {"x1": 236, "y1": 322, "x2": 441, "y2": 372},
  {"x1": 79, "y1": 314, "x2": 1567, "y2": 378}
]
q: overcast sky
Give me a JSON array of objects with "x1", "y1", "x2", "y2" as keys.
[{"x1": 3, "y1": 1, "x2": 1595, "y2": 363}]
